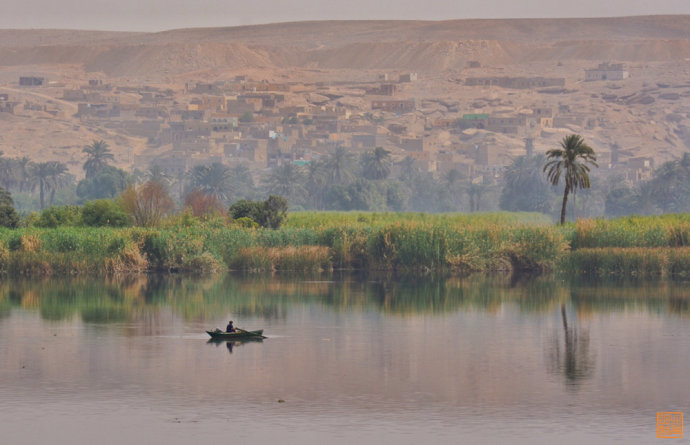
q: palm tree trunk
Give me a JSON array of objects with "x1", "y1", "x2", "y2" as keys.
[
  {"x1": 39, "y1": 180, "x2": 45, "y2": 210},
  {"x1": 560, "y1": 183, "x2": 570, "y2": 225}
]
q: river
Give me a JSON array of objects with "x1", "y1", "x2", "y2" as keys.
[{"x1": 0, "y1": 274, "x2": 688, "y2": 444}]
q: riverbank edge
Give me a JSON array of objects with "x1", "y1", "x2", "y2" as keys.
[{"x1": 1, "y1": 219, "x2": 689, "y2": 278}]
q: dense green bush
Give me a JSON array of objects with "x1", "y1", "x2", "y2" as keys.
[
  {"x1": 228, "y1": 199, "x2": 256, "y2": 220},
  {"x1": 0, "y1": 206, "x2": 19, "y2": 229},
  {"x1": 229, "y1": 195, "x2": 288, "y2": 229},
  {"x1": 0, "y1": 187, "x2": 19, "y2": 229},
  {"x1": 81, "y1": 200, "x2": 130, "y2": 227},
  {"x1": 35, "y1": 206, "x2": 82, "y2": 228}
]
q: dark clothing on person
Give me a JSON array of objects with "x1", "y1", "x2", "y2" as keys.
[{"x1": 226, "y1": 322, "x2": 236, "y2": 333}]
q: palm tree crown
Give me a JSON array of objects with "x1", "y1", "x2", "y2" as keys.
[
  {"x1": 326, "y1": 146, "x2": 355, "y2": 186},
  {"x1": 83, "y1": 140, "x2": 114, "y2": 179},
  {"x1": 543, "y1": 134, "x2": 598, "y2": 224},
  {"x1": 361, "y1": 146, "x2": 392, "y2": 180},
  {"x1": 191, "y1": 163, "x2": 234, "y2": 203},
  {"x1": 264, "y1": 162, "x2": 306, "y2": 204}
]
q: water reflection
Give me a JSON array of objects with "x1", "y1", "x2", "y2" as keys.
[
  {"x1": 546, "y1": 303, "x2": 596, "y2": 390},
  {"x1": 0, "y1": 273, "x2": 689, "y2": 323},
  {"x1": 207, "y1": 338, "x2": 265, "y2": 354},
  {"x1": 1, "y1": 273, "x2": 688, "y2": 445}
]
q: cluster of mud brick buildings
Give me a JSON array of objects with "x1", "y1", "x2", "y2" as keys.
[{"x1": 6, "y1": 60, "x2": 653, "y2": 184}]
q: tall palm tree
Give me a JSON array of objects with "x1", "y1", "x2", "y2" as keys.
[
  {"x1": 396, "y1": 156, "x2": 419, "y2": 185},
  {"x1": 501, "y1": 154, "x2": 554, "y2": 214},
  {"x1": 0, "y1": 153, "x2": 13, "y2": 190},
  {"x1": 145, "y1": 164, "x2": 171, "y2": 189},
  {"x1": 264, "y1": 162, "x2": 306, "y2": 204},
  {"x1": 443, "y1": 169, "x2": 463, "y2": 188},
  {"x1": 191, "y1": 162, "x2": 233, "y2": 203},
  {"x1": 82, "y1": 140, "x2": 114, "y2": 179},
  {"x1": 228, "y1": 165, "x2": 255, "y2": 201},
  {"x1": 442, "y1": 169, "x2": 465, "y2": 210},
  {"x1": 361, "y1": 146, "x2": 392, "y2": 180},
  {"x1": 326, "y1": 145, "x2": 355, "y2": 186},
  {"x1": 466, "y1": 182, "x2": 489, "y2": 212},
  {"x1": 544, "y1": 134, "x2": 598, "y2": 224},
  {"x1": 16, "y1": 157, "x2": 33, "y2": 192},
  {"x1": 306, "y1": 159, "x2": 328, "y2": 210},
  {"x1": 31, "y1": 162, "x2": 54, "y2": 210},
  {"x1": 650, "y1": 153, "x2": 690, "y2": 213},
  {"x1": 47, "y1": 162, "x2": 70, "y2": 207}
]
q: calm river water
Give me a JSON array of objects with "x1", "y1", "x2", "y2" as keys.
[{"x1": 0, "y1": 274, "x2": 688, "y2": 444}]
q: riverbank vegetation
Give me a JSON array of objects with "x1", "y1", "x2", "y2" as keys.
[
  {"x1": 0, "y1": 210, "x2": 688, "y2": 278},
  {"x1": 1, "y1": 136, "x2": 689, "y2": 278}
]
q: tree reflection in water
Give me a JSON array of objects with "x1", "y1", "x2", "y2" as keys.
[
  {"x1": 0, "y1": 273, "x2": 688, "y2": 324},
  {"x1": 546, "y1": 302, "x2": 596, "y2": 390}
]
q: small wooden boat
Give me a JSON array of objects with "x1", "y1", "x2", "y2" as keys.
[{"x1": 206, "y1": 329, "x2": 265, "y2": 339}]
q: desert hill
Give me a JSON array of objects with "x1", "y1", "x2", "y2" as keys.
[{"x1": 1, "y1": 16, "x2": 689, "y2": 77}]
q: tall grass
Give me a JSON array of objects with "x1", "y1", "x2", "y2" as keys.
[
  {"x1": 561, "y1": 247, "x2": 690, "y2": 279},
  {"x1": 285, "y1": 211, "x2": 551, "y2": 229},
  {"x1": 570, "y1": 215, "x2": 690, "y2": 248},
  {"x1": 0, "y1": 212, "x2": 688, "y2": 277}
]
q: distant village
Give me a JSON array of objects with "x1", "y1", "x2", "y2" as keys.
[{"x1": 0, "y1": 59, "x2": 684, "y2": 191}]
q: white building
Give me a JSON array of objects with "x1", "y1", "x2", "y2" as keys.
[{"x1": 585, "y1": 63, "x2": 629, "y2": 81}]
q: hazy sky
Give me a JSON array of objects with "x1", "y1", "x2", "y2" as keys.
[{"x1": 2, "y1": 0, "x2": 690, "y2": 32}]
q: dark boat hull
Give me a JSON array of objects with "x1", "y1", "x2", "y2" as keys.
[{"x1": 206, "y1": 329, "x2": 265, "y2": 339}]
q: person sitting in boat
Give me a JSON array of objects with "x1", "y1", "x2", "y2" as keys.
[{"x1": 226, "y1": 321, "x2": 236, "y2": 333}]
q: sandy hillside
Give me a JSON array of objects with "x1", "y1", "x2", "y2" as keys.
[{"x1": 0, "y1": 16, "x2": 689, "y2": 77}]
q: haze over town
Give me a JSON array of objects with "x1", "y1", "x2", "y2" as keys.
[{"x1": 1, "y1": 6, "x2": 690, "y2": 216}]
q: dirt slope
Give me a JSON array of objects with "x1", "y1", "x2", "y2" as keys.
[{"x1": 0, "y1": 16, "x2": 688, "y2": 77}]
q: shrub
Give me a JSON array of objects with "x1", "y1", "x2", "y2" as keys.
[
  {"x1": 258, "y1": 195, "x2": 288, "y2": 229},
  {"x1": 0, "y1": 205, "x2": 19, "y2": 229},
  {"x1": 0, "y1": 186, "x2": 18, "y2": 228},
  {"x1": 0, "y1": 187, "x2": 13, "y2": 207},
  {"x1": 81, "y1": 200, "x2": 130, "y2": 227},
  {"x1": 35, "y1": 206, "x2": 81, "y2": 228},
  {"x1": 228, "y1": 199, "x2": 257, "y2": 221},
  {"x1": 229, "y1": 195, "x2": 288, "y2": 229},
  {"x1": 120, "y1": 182, "x2": 175, "y2": 227}
]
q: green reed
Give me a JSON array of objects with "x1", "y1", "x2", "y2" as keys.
[{"x1": 0, "y1": 213, "x2": 688, "y2": 277}]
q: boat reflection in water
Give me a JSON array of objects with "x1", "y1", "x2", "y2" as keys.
[{"x1": 206, "y1": 336, "x2": 265, "y2": 354}]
